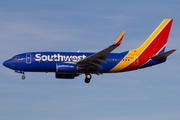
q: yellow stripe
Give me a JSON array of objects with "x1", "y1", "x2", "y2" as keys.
[
  {"x1": 138, "y1": 19, "x2": 170, "y2": 52},
  {"x1": 109, "y1": 50, "x2": 138, "y2": 72},
  {"x1": 109, "y1": 19, "x2": 170, "y2": 72},
  {"x1": 114, "y1": 31, "x2": 125, "y2": 45}
]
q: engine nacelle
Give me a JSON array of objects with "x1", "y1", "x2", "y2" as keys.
[
  {"x1": 56, "y1": 73, "x2": 79, "y2": 79},
  {"x1": 56, "y1": 63, "x2": 77, "y2": 72}
]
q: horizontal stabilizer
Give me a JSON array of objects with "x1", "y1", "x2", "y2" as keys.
[{"x1": 151, "y1": 49, "x2": 177, "y2": 60}]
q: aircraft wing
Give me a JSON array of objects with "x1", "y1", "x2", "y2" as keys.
[{"x1": 77, "y1": 31, "x2": 125, "y2": 72}]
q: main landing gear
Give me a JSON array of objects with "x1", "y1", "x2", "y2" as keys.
[{"x1": 85, "y1": 74, "x2": 92, "y2": 83}]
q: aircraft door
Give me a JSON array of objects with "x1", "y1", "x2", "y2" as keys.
[
  {"x1": 26, "y1": 53, "x2": 31, "y2": 64},
  {"x1": 134, "y1": 55, "x2": 139, "y2": 66}
]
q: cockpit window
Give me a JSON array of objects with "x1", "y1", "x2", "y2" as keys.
[{"x1": 11, "y1": 56, "x2": 19, "y2": 60}]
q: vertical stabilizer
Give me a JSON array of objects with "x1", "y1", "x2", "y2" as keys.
[
  {"x1": 137, "y1": 19, "x2": 173, "y2": 55},
  {"x1": 109, "y1": 19, "x2": 173, "y2": 72}
]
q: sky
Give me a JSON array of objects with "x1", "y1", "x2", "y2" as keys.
[{"x1": 0, "y1": 0, "x2": 180, "y2": 120}]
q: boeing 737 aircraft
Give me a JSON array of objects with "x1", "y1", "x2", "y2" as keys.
[{"x1": 3, "y1": 19, "x2": 176, "y2": 83}]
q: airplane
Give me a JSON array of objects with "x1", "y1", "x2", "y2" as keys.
[{"x1": 3, "y1": 18, "x2": 176, "y2": 83}]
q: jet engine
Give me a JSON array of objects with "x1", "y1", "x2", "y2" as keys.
[{"x1": 56, "y1": 63, "x2": 77, "y2": 72}]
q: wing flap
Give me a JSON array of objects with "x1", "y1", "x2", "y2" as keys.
[{"x1": 94, "y1": 58, "x2": 107, "y2": 64}]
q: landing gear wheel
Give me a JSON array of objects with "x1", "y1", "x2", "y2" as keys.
[
  {"x1": 22, "y1": 75, "x2": 25, "y2": 80},
  {"x1": 85, "y1": 74, "x2": 92, "y2": 83}
]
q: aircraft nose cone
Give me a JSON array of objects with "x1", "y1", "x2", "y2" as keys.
[
  {"x1": 3, "y1": 61, "x2": 7, "y2": 67},
  {"x1": 3, "y1": 60, "x2": 11, "y2": 68}
]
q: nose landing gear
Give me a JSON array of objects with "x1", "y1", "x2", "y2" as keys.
[
  {"x1": 22, "y1": 74, "x2": 25, "y2": 80},
  {"x1": 85, "y1": 74, "x2": 92, "y2": 83}
]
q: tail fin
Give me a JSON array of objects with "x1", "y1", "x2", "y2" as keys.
[
  {"x1": 137, "y1": 18, "x2": 173, "y2": 55},
  {"x1": 110, "y1": 19, "x2": 174, "y2": 72}
]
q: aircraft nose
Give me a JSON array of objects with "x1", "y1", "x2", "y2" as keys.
[{"x1": 3, "y1": 60, "x2": 11, "y2": 68}]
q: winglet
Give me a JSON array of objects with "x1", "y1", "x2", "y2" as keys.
[{"x1": 113, "y1": 31, "x2": 125, "y2": 46}]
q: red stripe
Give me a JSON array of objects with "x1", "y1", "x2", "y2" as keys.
[{"x1": 113, "y1": 34, "x2": 124, "y2": 46}]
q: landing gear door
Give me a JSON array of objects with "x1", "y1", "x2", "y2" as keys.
[{"x1": 26, "y1": 53, "x2": 31, "y2": 64}]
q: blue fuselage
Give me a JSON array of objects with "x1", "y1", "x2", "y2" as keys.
[{"x1": 3, "y1": 51, "x2": 128, "y2": 73}]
